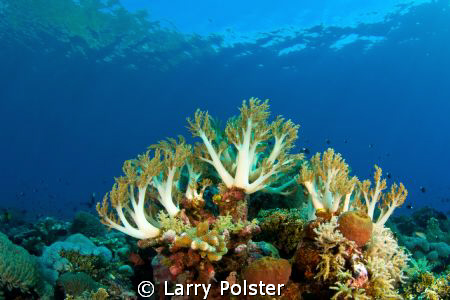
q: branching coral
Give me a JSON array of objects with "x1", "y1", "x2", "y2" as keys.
[
  {"x1": 301, "y1": 217, "x2": 410, "y2": 299},
  {"x1": 298, "y1": 149, "x2": 408, "y2": 228},
  {"x1": 97, "y1": 137, "x2": 190, "y2": 240},
  {"x1": 364, "y1": 226, "x2": 410, "y2": 298},
  {"x1": 298, "y1": 149, "x2": 358, "y2": 215},
  {"x1": 330, "y1": 282, "x2": 370, "y2": 300},
  {"x1": 89, "y1": 97, "x2": 423, "y2": 300},
  {"x1": 402, "y1": 270, "x2": 450, "y2": 299},
  {"x1": 184, "y1": 154, "x2": 211, "y2": 203},
  {"x1": 187, "y1": 98, "x2": 302, "y2": 194},
  {"x1": 359, "y1": 166, "x2": 408, "y2": 228},
  {"x1": 313, "y1": 217, "x2": 357, "y2": 281}
]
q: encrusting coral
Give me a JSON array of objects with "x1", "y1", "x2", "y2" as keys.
[
  {"x1": 256, "y1": 208, "x2": 306, "y2": 256},
  {"x1": 95, "y1": 98, "x2": 413, "y2": 299}
]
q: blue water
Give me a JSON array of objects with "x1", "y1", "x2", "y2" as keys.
[{"x1": 1, "y1": 0, "x2": 449, "y2": 219}]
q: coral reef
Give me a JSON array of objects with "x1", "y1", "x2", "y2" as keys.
[
  {"x1": 6, "y1": 216, "x2": 70, "y2": 255},
  {"x1": 2, "y1": 98, "x2": 439, "y2": 299},
  {"x1": 402, "y1": 259, "x2": 449, "y2": 299},
  {"x1": 39, "y1": 233, "x2": 112, "y2": 279},
  {"x1": 57, "y1": 272, "x2": 99, "y2": 298},
  {"x1": 70, "y1": 211, "x2": 105, "y2": 238},
  {"x1": 0, "y1": 231, "x2": 52, "y2": 299},
  {"x1": 256, "y1": 208, "x2": 306, "y2": 256},
  {"x1": 390, "y1": 206, "x2": 450, "y2": 272},
  {"x1": 91, "y1": 99, "x2": 418, "y2": 299}
]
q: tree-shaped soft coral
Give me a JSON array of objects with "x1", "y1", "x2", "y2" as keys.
[
  {"x1": 359, "y1": 166, "x2": 407, "y2": 228},
  {"x1": 149, "y1": 136, "x2": 191, "y2": 216},
  {"x1": 298, "y1": 148, "x2": 358, "y2": 216},
  {"x1": 180, "y1": 153, "x2": 216, "y2": 224},
  {"x1": 184, "y1": 154, "x2": 211, "y2": 203},
  {"x1": 96, "y1": 137, "x2": 190, "y2": 240},
  {"x1": 187, "y1": 98, "x2": 302, "y2": 195}
]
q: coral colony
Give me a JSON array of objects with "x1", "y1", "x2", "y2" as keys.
[
  {"x1": 95, "y1": 98, "x2": 415, "y2": 299},
  {"x1": 2, "y1": 99, "x2": 447, "y2": 300}
]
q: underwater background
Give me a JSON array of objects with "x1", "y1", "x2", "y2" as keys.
[{"x1": 0, "y1": 0, "x2": 449, "y2": 299}]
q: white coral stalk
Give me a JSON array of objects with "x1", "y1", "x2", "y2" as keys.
[
  {"x1": 99, "y1": 186, "x2": 161, "y2": 240},
  {"x1": 299, "y1": 149, "x2": 355, "y2": 214},
  {"x1": 188, "y1": 98, "x2": 300, "y2": 195},
  {"x1": 152, "y1": 167, "x2": 180, "y2": 217},
  {"x1": 374, "y1": 183, "x2": 407, "y2": 228},
  {"x1": 198, "y1": 131, "x2": 234, "y2": 187}
]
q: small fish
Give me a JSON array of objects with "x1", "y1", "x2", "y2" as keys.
[
  {"x1": 0, "y1": 210, "x2": 12, "y2": 223},
  {"x1": 415, "y1": 232, "x2": 427, "y2": 239},
  {"x1": 325, "y1": 139, "x2": 331, "y2": 145},
  {"x1": 344, "y1": 139, "x2": 348, "y2": 144},
  {"x1": 420, "y1": 186, "x2": 426, "y2": 193},
  {"x1": 386, "y1": 172, "x2": 392, "y2": 179},
  {"x1": 406, "y1": 203, "x2": 413, "y2": 209},
  {"x1": 368, "y1": 144, "x2": 373, "y2": 148},
  {"x1": 83, "y1": 192, "x2": 97, "y2": 208},
  {"x1": 301, "y1": 147, "x2": 310, "y2": 155},
  {"x1": 90, "y1": 192, "x2": 96, "y2": 205}
]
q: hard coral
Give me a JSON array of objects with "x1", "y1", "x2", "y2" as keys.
[
  {"x1": 58, "y1": 272, "x2": 98, "y2": 298},
  {"x1": 402, "y1": 270, "x2": 450, "y2": 299},
  {"x1": 171, "y1": 221, "x2": 228, "y2": 261},
  {"x1": 0, "y1": 232, "x2": 42, "y2": 296}
]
